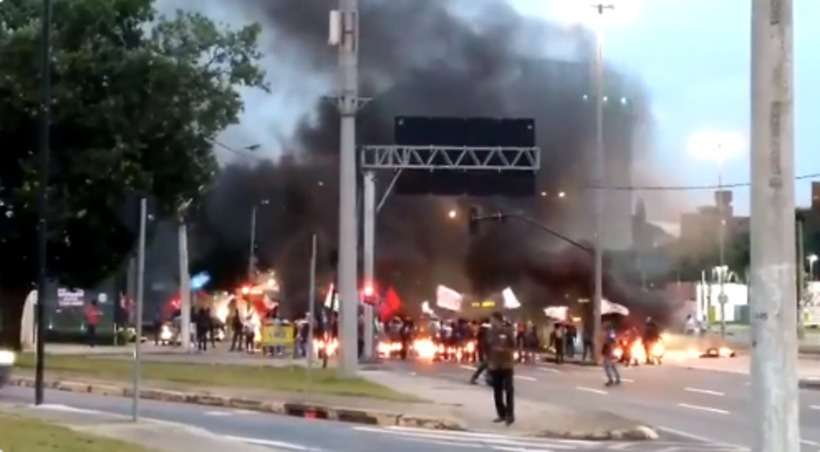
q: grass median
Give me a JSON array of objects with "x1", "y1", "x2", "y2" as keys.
[
  {"x1": 14, "y1": 353, "x2": 417, "y2": 402},
  {"x1": 0, "y1": 414, "x2": 153, "y2": 452}
]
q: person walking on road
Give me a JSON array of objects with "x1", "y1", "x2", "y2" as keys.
[
  {"x1": 469, "y1": 318, "x2": 490, "y2": 384},
  {"x1": 487, "y1": 312, "x2": 515, "y2": 426},
  {"x1": 602, "y1": 326, "x2": 621, "y2": 386}
]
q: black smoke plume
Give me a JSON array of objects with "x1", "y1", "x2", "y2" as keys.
[{"x1": 191, "y1": 0, "x2": 671, "y2": 324}]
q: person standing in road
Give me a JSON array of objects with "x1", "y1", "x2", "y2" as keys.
[
  {"x1": 230, "y1": 306, "x2": 243, "y2": 351},
  {"x1": 487, "y1": 311, "x2": 515, "y2": 426},
  {"x1": 602, "y1": 326, "x2": 621, "y2": 386},
  {"x1": 84, "y1": 299, "x2": 102, "y2": 348},
  {"x1": 469, "y1": 318, "x2": 490, "y2": 384}
]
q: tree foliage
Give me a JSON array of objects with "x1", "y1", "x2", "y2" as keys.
[{"x1": 0, "y1": 0, "x2": 265, "y2": 346}]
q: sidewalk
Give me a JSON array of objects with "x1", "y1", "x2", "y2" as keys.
[
  {"x1": 0, "y1": 403, "x2": 279, "y2": 452},
  {"x1": 361, "y1": 369, "x2": 656, "y2": 440}
]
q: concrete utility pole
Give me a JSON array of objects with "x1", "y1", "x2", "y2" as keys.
[
  {"x1": 132, "y1": 198, "x2": 147, "y2": 422},
  {"x1": 590, "y1": 3, "x2": 612, "y2": 364},
  {"x1": 362, "y1": 171, "x2": 375, "y2": 360},
  {"x1": 178, "y1": 219, "x2": 191, "y2": 351},
  {"x1": 797, "y1": 216, "x2": 805, "y2": 339},
  {"x1": 333, "y1": 0, "x2": 362, "y2": 377},
  {"x1": 750, "y1": 1, "x2": 800, "y2": 451}
]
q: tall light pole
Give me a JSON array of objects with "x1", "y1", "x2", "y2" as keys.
[
  {"x1": 34, "y1": 0, "x2": 53, "y2": 407},
  {"x1": 132, "y1": 198, "x2": 147, "y2": 422},
  {"x1": 590, "y1": 3, "x2": 613, "y2": 364},
  {"x1": 330, "y1": 0, "x2": 363, "y2": 377},
  {"x1": 248, "y1": 199, "x2": 269, "y2": 280},
  {"x1": 362, "y1": 172, "x2": 375, "y2": 360},
  {"x1": 750, "y1": 1, "x2": 799, "y2": 450}
]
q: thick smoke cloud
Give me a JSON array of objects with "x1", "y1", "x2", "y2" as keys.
[{"x1": 190, "y1": 0, "x2": 670, "y2": 323}]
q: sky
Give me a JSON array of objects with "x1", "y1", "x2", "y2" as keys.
[{"x1": 510, "y1": 0, "x2": 820, "y2": 217}]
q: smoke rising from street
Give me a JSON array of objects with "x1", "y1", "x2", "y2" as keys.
[{"x1": 178, "y1": 0, "x2": 674, "y2": 323}]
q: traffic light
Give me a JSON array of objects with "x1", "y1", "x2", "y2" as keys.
[{"x1": 469, "y1": 206, "x2": 481, "y2": 236}]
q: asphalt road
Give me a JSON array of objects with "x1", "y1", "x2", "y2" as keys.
[
  {"x1": 383, "y1": 358, "x2": 820, "y2": 452},
  {"x1": 0, "y1": 385, "x2": 749, "y2": 452}
]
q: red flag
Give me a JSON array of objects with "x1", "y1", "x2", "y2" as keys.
[{"x1": 379, "y1": 287, "x2": 402, "y2": 321}]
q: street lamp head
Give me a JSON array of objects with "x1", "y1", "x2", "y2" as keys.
[
  {"x1": 808, "y1": 254, "x2": 818, "y2": 264},
  {"x1": 448, "y1": 209, "x2": 458, "y2": 220},
  {"x1": 558, "y1": 191, "x2": 567, "y2": 199}
]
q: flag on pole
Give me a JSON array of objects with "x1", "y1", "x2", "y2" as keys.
[
  {"x1": 436, "y1": 285, "x2": 463, "y2": 311},
  {"x1": 602, "y1": 299, "x2": 629, "y2": 316},
  {"x1": 502, "y1": 287, "x2": 521, "y2": 309},
  {"x1": 543, "y1": 306, "x2": 568, "y2": 321}
]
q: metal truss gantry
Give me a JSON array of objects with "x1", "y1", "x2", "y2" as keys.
[{"x1": 360, "y1": 145, "x2": 540, "y2": 171}]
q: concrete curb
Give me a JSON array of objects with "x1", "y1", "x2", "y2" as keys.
[
  {"x1": 7, "y1": 376, "x2": 656, "y2": 440},
  {"x1": 6, "y1": 376, "x2": 463, "y2": 432}
]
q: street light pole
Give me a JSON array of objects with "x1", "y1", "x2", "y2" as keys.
[
  {"x1": 34, "y1": 0, "x2": 53, "y2": 407},
  {"x1": 178, "y1": 216, "x2": 191, "y2": 352},
  {"x1": 248, "y1": 205, "x2": 257, "y2": 280},
  {"x1": 334, "y1": 0, "x2": 361, "y2": 377},
  {"x1": 590, "y1": 3, "x2": 612, "y2": 365},
  {"x1": 362, "y1": 171, "x2": 375, "y2": 360},
  {"x1": 717, "y1": 159, "x2": 728, "y2": 339},
  {"x1": 132, "y1": 198, "x2": 147, "y2": 422},
  {"x1": 750, "y1": 1, "x2": 800, "y2": 451}
]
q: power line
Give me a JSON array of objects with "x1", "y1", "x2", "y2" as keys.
[
  {"x1": 587, "y1": 172, "x2": 820, "y2": 191},
  {"x1": 210, "y1": 139, "x2": 266, "y2": 160}
]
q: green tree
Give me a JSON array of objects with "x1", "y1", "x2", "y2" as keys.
[{"x1": 0, "y1": 0, "x2": 266, "y2": 348}]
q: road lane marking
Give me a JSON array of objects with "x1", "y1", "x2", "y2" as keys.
[
  {"x1": 223, "y1": 435, "x2": 314, "y2": 451},
  {"x1": 801, "y1": 438, "x2": 820, "y2": 447},
  {"x1": 460, "y1": 365, "x2": 477, "y2": 371},
  {"x1": 355, "y1": 426, "x2": 580, "y2": 449},
  {"x1": 677, "y1": 403, "x2": 730, "y2": 415},
  {"x1": 538, "y1": 367, "x2": 561, "y2": 374},
  {"x1": 575, "y1": 386, "x2": 608, "y2": 395},
  {"x1": 656, "y1": 426, "x2": 748, "y2": 451},
  {"x1": 810, "y1": 405, "x2": 820, "y2": 411},
  {"x1": 684, "y1": 387, "x2": 725, "y2": 397},
  {"x1": 204, "y1": 410, "x2": 232, "y2": 417},
  {"x1": 514, "y1": 375, "x2": 537, "y2": 382}
]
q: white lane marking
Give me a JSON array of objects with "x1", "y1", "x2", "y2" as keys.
[
  {"x1": 810, "y1": 405, "x2": 820, "y2": 411},
  {"x1": 538, "y1": 367, "x2": 561, "y2": 374},
  {"x1": 514, "y1": 375, "x2": 537, "y2": 382},
  {"x1": 656, "y1": 426, "x2": 749, "y2": 451},
  {"x1": 357, "y1": 426, "x2": 582, "y2": 449},
  {"x1": 232, "y1": 409, "x2": 255, "y2": 415},
  {"x1": 460, "y1": 365, "x2": 477, "y2": 371},
  {"x1": 575, "y1": 386, "x2": 608, "y2": 395},
  {"x1": 684, "y1": 387, "x2": 726, "y2": 397},
  {"x1": 677, "y1": 403, "x2": 731, "y2": 415},
  {"x1": 801, "y1": 438, "x2": 820, "y2": 447},
  {"x1": 204, "y1": 410, "x2": 232, "y2": 417},
  {"x1": 223, "y1": 435, "x2": 314, "y2": 451}
]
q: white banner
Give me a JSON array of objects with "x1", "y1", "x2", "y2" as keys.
[{"x1": 436, "y1": 285, "x2": 463, "y2": 312}]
